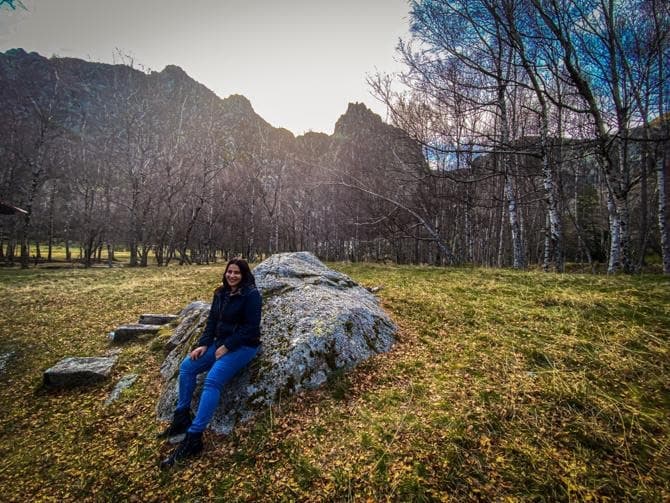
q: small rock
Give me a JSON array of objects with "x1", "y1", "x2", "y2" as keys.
[
  {"x1": 105, "y1": 373, "x2": 139, "y2": 405},
  {"x1": 304, "y1": 370, "x2": 328, "y2": 389},
  {"x1": 44, "y1": 356, "x2": 118, "y2": 388},
  {"x1": 0, "y1": 351, "x2": 15, "y2": 375},
  {"x1": 167, "y1": 433, "x2": 186, "y2": 444}
]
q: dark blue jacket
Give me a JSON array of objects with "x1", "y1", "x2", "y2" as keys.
[{"x1": 196, "y1": 282, "x2": 262, "y2": 351}]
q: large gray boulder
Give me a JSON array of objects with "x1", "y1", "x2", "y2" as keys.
[{"x1": 156, "y1": 252, "x2": 396, "y2": 434}]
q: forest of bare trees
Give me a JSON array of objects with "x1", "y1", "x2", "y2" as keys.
[
  {"x1": 1, "y1": 0, "x2": 669, "y2": 273},
  {"x1": 371, "y1": 0, "x2": 669, "y2": 273}
]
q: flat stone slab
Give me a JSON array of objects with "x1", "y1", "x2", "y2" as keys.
[
  {"x1": 108, "y1": 323, "x2": 162, "y2": 343},
  {"x1": 44, "y1": 356, "x2": 118, "y2": 388},
  {"x1": 138, "y1": 314, "x2": 178, "y2": 325}
]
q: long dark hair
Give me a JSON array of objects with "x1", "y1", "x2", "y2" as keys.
[{"x1": 218, "y1": 258, "x2": 255, "y2": 293}]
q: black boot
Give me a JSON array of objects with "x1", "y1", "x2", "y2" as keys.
[
  {"x1": 157, "y1": 408, "x2": 193, "y2": 439},
  {"x1": 160, "y1": 431, "x2": 203, "y2": 469}
]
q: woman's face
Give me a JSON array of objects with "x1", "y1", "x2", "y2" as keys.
[{"x1": 225, "y1": 264, "x2": 242, "y2": 289}]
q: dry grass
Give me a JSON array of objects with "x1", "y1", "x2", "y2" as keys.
[{"x1": 0, "y1": 263, "x2": 668, "y2": 501}]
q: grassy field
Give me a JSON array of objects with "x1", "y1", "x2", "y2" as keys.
[{"x1": 0, "y1": 263, "x2": 668, "y2": 501}]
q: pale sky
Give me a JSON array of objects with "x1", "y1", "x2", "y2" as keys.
[{"x1": 0, "y1": 0, "x2": 412, "y2": 135}]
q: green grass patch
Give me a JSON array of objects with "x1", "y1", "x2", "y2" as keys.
[{"x1": 0, "y1": 263, "x2": 668, "y2": 500}]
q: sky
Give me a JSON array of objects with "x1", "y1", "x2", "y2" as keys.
[{"x1": 0, "y1": 0, "x2": 412, "y2": 136}]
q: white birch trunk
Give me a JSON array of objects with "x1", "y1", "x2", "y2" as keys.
[
  {"x1": 505, "y1": 174, "x2": 525, "y2": 269},
  {"x1": 464, "y1": 190, "x2": 474, "y2": 263},
  {"x1": 607, "y1": 190, "x2": 622, "y2": 274},
  {"x1": 542, "y1": 147, "x2": 563, "y2": 272},
  {"x1": 497, "y1": 194, "x2": 506, "y2": 268},
  {"x1": 543, "y1": 212, "x2": 551, "y2": 272}
]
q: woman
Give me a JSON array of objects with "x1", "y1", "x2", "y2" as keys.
[{"x1": 160, "y1": 258, "x2": 262, "y2": 468}]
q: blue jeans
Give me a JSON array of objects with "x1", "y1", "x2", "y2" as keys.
[{"x1": 177, "y1": 344, "x2": 259, "y2": 433}]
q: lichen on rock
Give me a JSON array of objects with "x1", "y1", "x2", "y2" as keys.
[{"x1": 156, "y1": 252, "x2": 396, "y2": 434}]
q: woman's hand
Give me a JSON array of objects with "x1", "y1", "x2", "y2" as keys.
[
  {"x1": 215, "y1": 345, "x2": 228, "y2": 360},
  {"x1": 190, "y1": 345, "x2": 208, "y2": 360}
]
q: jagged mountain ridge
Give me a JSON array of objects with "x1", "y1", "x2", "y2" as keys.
[
  {"x1": 0, "y1": 48, "x2": 278, "y2": 149},
  {"x1": 0, "y1": 48, "x2": 407, "y2": 155}
]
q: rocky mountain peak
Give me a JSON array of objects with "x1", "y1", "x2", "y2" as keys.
[
  {"x1": 221, "y1": 93, "x2": 255, "y2": 114},
  {"x1": 333, "y1": 102, "x2": 384, "y2": 137},
  {"x1": 159, "y1": 64, "x2": 188, "y2": 79}
]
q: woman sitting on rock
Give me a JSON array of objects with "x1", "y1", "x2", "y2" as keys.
[{"x1": 160, "y1": 257, "x2": 262, "y2": 468}]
